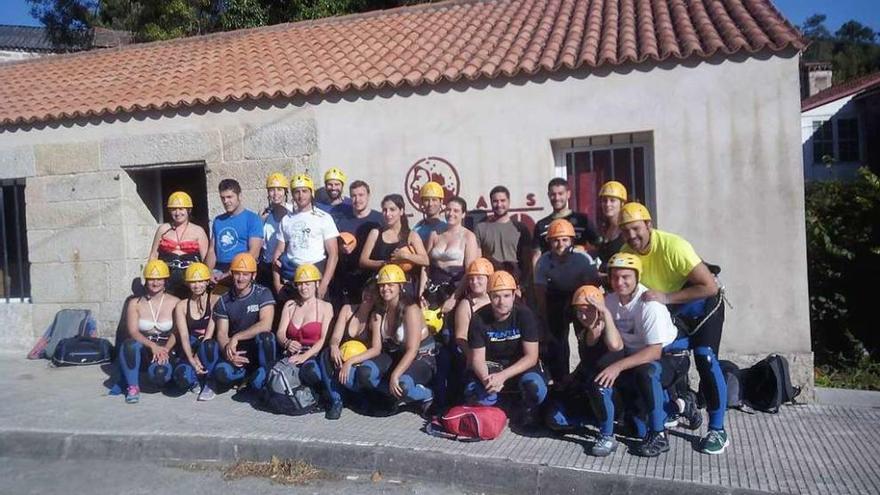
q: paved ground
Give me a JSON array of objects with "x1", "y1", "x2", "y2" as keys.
[{"x1": 1, "y1": 357, "x2": 878, "y2": 495}]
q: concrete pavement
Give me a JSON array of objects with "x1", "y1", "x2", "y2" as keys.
[{"x1": 1, "y1": 356, "x2": 877, "y2": 495}]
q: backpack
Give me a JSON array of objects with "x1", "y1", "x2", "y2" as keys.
[
  {"x1": 28, "y1": 309, "x2": 97, "y2": 360},
  {"x1": 719, "y1": 360, "x2": 746, "y2": 410},
  {"x1": 51, "y1": 336, "x2": 113, "y2": 367},
  {"x1": 263, "y1": 359, "x2": 321, "y2": 416},
  {"x1": 741, "y1": 354, "x2": 802, "y2": 413},
  {"x1": 426, "y1": 405, "x2": 508, "y2": 441}
]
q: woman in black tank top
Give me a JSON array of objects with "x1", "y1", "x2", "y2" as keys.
[
  {"x1": 359, "y1": 195, "x2": 428, "y2": 296},
  {"x1": 172, "y1": 262, "x2": 221, "y2": 400}
]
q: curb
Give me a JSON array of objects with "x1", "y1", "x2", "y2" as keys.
[{"x1": 0, "y1": 430, "x2": 767, "y2": 495}]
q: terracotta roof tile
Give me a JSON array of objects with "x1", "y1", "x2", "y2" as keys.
[{"x1": 0, "y1": 0, "x2": 803, "y2": 126}]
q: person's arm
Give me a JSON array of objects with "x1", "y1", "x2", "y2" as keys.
[
  {"x1": 125, "y1": 299, "x2": 157, "y2": 349},
  {"x1": 195, "y1": 226, "x2": 209, "y2": 261},
  {"x1": 275, "y1": 301, "x2": 300, "y2": 355},
  {"x1": 232, "y1": 304, "x2": 275, "y2": 343},
  {"x1": 644, "y1": 263, "x2": 718, "y2": 305},
  {"x1": 319, "y1": 237, "x2": 338, "y2": 300},
  {"x1": 359, "y1": 229, "x2": 383, "y2": 270},
  {"x1": 247, "y1": 213, "x2": 263, "y2": 260},
  {"x1": 202, "y1": 295, "x2": 219, "y2": 340},
  {"x1": 588, "y1": 295, "x2": 623, "y2": 352},
  {"x1": 453, "y1": 300, "x2": 472, "y2": 365},
  {"x1": 328, "y1": 304, "x2": 352, "y2": 368},
  {"x1": 467, "y1": 318, "x2": 488, "y2": 381},
  {"x1": 595, "y1": 344, "x2": 662, "y2": 388},
  {"x1": 338, "y1": 311, "x2": 382, "y2": 387},
  {"x1": 496, "y1": 340, "x2": 539, "y2": 383},
  {"x1": 388, "y1": 305, "x2": 424, "y2": 398},
  {"x1": 532, "y1": 257, "x2": 548, "y2": 317},
  {"x1": 147, "y1": 225, "x2": 165, "y2": 261},
  {"x1": 272, "y1": 238, "x2": 287, "y2": 293},
  {"x1": 205, "y1": 237, "x2": 217, "y2": 270},
  {"x1": 173, "y1": 300, "x2": 202, "y2": 371},
  {"x1": 392, "y1": 231, "x2": 429, "y2": 267},
  {"x1": 517, "y1": 223, "x2": 534, "y2": 281}
]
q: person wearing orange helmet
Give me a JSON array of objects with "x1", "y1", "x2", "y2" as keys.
[
  {"x1": 532, "y1": 177, "x2": 600, "y2": 263},
  {"x1": 466, "y1": 271, "x2": 547, "y2": 425},
  {"x1": 111, "y1": 260, "x2": 181, "y2": 404},
  {"x1": 327, "y1": 180, "x2": 383, "y2": 308},
  {"x1": 533, "y1": 218, "x2": 601, "y2": 383},
  {"x1": 212, "y1": 253, "x2": 277, "y2": 392},
  {"x1": 619, "y1": 202, "x2": 728, "y2": 455},
  {"x1": 148, "y1": 191, "x2": 209, "y2": 297}
]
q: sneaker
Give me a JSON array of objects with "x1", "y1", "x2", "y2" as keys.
[
  {"x1": 125, "y1": 385, "x2": 140, "y2": 404},
  {"x1": 590, "y1": 435, "x2": 618, "y2": 457},
  {"x1": 699, "y1": 429, "x2": 729, "y2": 455},
  {"x1": 198, "y1": 381, "x2": 217, "y2": 401},
  {"x1": 664, "y1": 414, "x2": 681, "y2": 428},
  {"x1": 419, "y1": 399, "x2": 434, "y2": 419},
  {"x1": 681, "y1": 391, "x2": 703, "y2": 430},
  {"x1": 325, "y1": 401, "x2": 343, "y2": 420},
  {"x1": 633, "y1": 431, "x2": 670, "y2": 458}
]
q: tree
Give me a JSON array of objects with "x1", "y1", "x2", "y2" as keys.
[
  {"x1": 800, "y1": 13, "x2": 880, "y2": 84},
  {"x1": 800, "y1": 14, "x2": 831, "y2": 40},
  {"x1": 836, "y1": 21, "x2": 877, "y2": 45},
  {"x1": 28, "y1": 0, "x2": 98, "y2": 49}
]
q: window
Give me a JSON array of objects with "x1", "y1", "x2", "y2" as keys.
[
  {"x1": 124, "y1": 163, "x2": 210, "y2": 230},
  {"x1": 837, "y1": 118, "x2": 860, "y2": 162},
  {"x1": 1, "y1": 179, "x2": 30, "y2": 301},
  {"x1": 812, "y1": 120, "x2": 834, "y2": 164},
  {"x1": 555, "y1": 133, "x2": 653, "y2": 221}
]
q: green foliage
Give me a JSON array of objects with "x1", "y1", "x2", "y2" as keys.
[
  {"x1": 800, "y1": 14, "x2": 880, "y2": 83},
  {"x1": 805, "y1": 168, "x2": 880, "y2": 375},
  {"x1": 815, "y1": 357, "x2": 880, "y2": 391}
]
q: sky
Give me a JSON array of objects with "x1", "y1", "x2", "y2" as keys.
[{"x1": 0, "y1": 0, "x2": 878, "y2": 33}]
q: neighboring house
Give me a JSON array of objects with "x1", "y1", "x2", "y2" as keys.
[
  {"x1": 0, "y1": 0, "x2": 814, "y2": 389},
  {"x1": 801, "y1": 70, "x2": 880, "y2": 181},
  {"x1": 0, "y1": 25, "x2": 130, "y2": 63}
]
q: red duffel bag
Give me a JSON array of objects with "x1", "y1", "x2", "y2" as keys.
[{"x1": 426, "y1": 405, "x2": 508, "y2": 441}]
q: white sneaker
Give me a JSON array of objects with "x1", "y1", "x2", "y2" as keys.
[{"x1": 198, "y1": 381, "x2": 216, "y2": 401}]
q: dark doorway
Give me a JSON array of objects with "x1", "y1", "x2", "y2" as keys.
[{"x1": 125, "y1": 163, "x2": 209, "y2": 232}]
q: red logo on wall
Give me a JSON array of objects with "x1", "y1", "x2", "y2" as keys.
[{"x1": 404, "y1": 157, "x2": 460, "y2": 212}]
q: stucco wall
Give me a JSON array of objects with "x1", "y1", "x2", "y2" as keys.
[
  {"x1": 0, "y1": 51, "x2": 811, "y2": 386},
  {"x1": 801, "y1": 96, "x2": 862, "y2": 181}
]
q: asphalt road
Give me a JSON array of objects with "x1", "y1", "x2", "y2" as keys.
[{"x1": 0, "y1": 457, "x2": 480, "y2": 495}]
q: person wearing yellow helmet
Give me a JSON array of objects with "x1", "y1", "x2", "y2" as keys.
[
  {"x1": 544, "y1": 284, "x2": 624, "y2": 456},
  {"x1": 618, "y1": 203, "x2": 729, "y2": 455},
  {"x1": 532, "y1": 177, "x2": 600, "y2": 265},
  {"x1": 359, "y1": 194, "x2": 429, "y2": 294},
  {"x1": 593, "y1": 181, "x2": 628, "y2": 272},
  {"x1": 412, "y1": 181, "x2": 448, "y2": 244},
  {"x1": 112, "y1": 260, "x2": 181, "y2": 404},
  {"x1": 465, "y1": 270, "x2": 547, "y2": 426},
  {"x1": 148, "y1": 191, "x2": 209, "y2": 297},
  {"x1": 346, "y1": 264, "x2": 437, "y2": 416},
  {"x1": 205, "y1": 179, "x2": 264, "y2": 283},
  {"x1": 316, "y1": 167, "x2": 352, "y2": 213},
  {"x1": 533, "y1": 218, "x2": 601, "y2": 383},
  {"x1": 171, "y1": 262, "x2": 222, "y2": 401},
  {"x1": 212, "y1": 253, "x2": 277, "y2": 392},
  {"x1": 272, "y1": 174, "x2": 340, "y2": 302},
  {"x1": 258, "y1": 173, "x2": 294, "y2": 292}
]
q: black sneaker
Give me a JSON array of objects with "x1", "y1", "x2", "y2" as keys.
[
  {"x1": 325, "y1": 401, "x2": 343, "y2": 420},
  {"x1": 633, "y1": 431, "x2": 670, "y2": 457}
]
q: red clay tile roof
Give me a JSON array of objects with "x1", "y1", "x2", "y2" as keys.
[
  {"x1": 801, "y1": 70, "x2": 880, "y2": 112},
  {"x1": 0, "y1": 0, "x2": 803, "y2": 127}
]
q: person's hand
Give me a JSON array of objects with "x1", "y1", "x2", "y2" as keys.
[
  {"x1": 338, "y1": 361, "x2": 353, "y2": 387},
  {"x1": 642, "y1": 290, "x2": 669, "y2": 304},
  {"x1": 587, "y1": 294, "x2": 606, "y2": 315},
  {"x1": 152, "y1": 346, "x2": 170, "y2": 365},
  {"x1": 189, "y1": 355, "x2": 206, "y2": 375},
  {"x1": 341, "y1": 243, "x2": 355, "y2": 256},
  {"x1": 225, "y1": 338, "x2": 239, "y2": 361},
  {"x1": 288, "y1": 353, "x2": 306, "y2": 366},
  {"x1": 330, "y1": 345, "x2": 342, "y2": 368},
  {"x1": 595, "y1": 363, "x2": 622, "y2": 388},
  {"x1": 285, "y1": 339, "x2": 302, "y2": 354},
  {"x1": 273, "y1": 257, "x2": 283, "y2": 269},
  {"x1": 231, "y1": 350, "x2": 250, "y2": 367},
  {"x1": 441, "y1": 295, "x2": 457, "y2": 314},
  {"x1": 390, "y1": 247, "x2": 411, "y2": 262},
  {"x1": 484, "y1": 373, "x2": 505, "y2": 394},
  {"x1": 318, "y1": 280, "x2": 329, "y2": 300},
  {"x1": 389, "y1": 372, "x2": 404, "y2": 399}
]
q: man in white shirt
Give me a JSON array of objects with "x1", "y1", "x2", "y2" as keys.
[
  {"x1": 597, "y1": 253, "x2": 678, "y2": 458},
  {"x1": 272, "y1": 174, "x2": 339, "y2": 300}
]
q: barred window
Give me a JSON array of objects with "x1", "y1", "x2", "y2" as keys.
[{"x1": 1, "y1": 179, "x2": 30, "y2": 301}]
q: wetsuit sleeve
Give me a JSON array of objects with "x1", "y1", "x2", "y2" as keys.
[{"x1": 468, "y1": 318, "x2": 487, "y2": 349}]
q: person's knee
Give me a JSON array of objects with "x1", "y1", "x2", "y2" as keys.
[
  {"x1": 214, "y1": 362, "x2": 237, "y2": 385},
  {"x1": 148, "y1": 363, "x2": 172, "y2": 385},
  {"x1": 300, "y1": 360, "x2": 321, "y2": 385},
  {"x1": 173, "y1": 364, "x2": 196, "y2": 388},
  {"x1": 520, "y1": 373, "x2": 548, "y2": 406},
  {"x1": 119, "y1": 340, "x2": 142, "y2": 368},
  {"x1": 355, "y1": 362, "x2": 379, "y2": 390}
]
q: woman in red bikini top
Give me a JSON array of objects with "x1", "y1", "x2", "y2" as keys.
[
  {"x1": 148, "y1": 191, "x2": 209, "y2": 295},
  {"x1": 275, "y1": 263, "x2": 334, "y2": 366}
]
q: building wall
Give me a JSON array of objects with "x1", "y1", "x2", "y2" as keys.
[
  {"x1": 801, "y1": 96, "x2": 863, "y2": 181},
  {"x1": 0, "y1": 50, "x2": 812, "y2": 390},
  {"x1": 0, "y1": 50, "x2": 44, "y2": 63}
]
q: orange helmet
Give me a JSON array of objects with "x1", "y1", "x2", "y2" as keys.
[
  {"x1": 466, "y1": 257, "x2": 495, "y2": 277},
  {"x1": 547, "y1": 219, "x2": 576, "y2": 239},
  {"x1": 487, "y1": 271, "x2": 517, "y2": 293},
  {"x1": 571, "y1": 285, "x2": 605, "y2": 307},
  {"x1": 230, "y1": 253, "x2": 258, "y2": 273},
  {"x1": 393, "y1": 246, "x2": 415, "y2": 272},
  {"x1": 339, "y1": 232, "x2": 357, "y2": 251}
]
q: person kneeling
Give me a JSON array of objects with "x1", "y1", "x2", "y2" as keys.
[
  {"x1": 213, "y1": 253, "x2": 277, "y2": 392},
  {"x1": 172, "y1": 262, "x2": 221, "y2": 401},
  {"x1": 466, "y1": 271, "x2": 548, "y2": 426},
  {"x1": 597, "y1": 253, "x2": 679, "y2": 457}
]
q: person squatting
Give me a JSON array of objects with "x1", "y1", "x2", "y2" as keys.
[{"x1": 111, "y1": 169, "x2": 730, "y2": 457}]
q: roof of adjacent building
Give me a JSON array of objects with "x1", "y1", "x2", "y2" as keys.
[
  {"x1": 0, "y1": 0, "x2": 803, "y2": 127},
  {"x1": 0, "y1": 25, "x2": 130, "y2": 53},
  {"x1": 801, "y1": 70, "x2": 880, "y2": 112}
]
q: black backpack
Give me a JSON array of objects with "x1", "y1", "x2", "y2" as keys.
[
  {"x1": 741, "y1": 354, "x2": 801, "y2": 413},
  {"x1": 51, "y1": 336, "x2": 114, "y2": 367}
]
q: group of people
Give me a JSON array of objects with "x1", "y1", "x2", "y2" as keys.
[{"x1": 113, "y1": 167, "x2": 730, "y2": 458}]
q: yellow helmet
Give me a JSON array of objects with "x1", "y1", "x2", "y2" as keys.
[
  {"x1": 419, "y1": 181, "x2": 445, "y2": 200},
  {"x1": 620, "y1": 202, "x2": 652, "y2": 225},
  {"x1": 607, "y1": 253, "x2": 642, "y2": 277},
  {"x1": 340, "y1": 340, "x2": 367, "y2": 362},
  {"x1": 290, "y1": 174, "x2": 315, "y2": 192},
  {"x1": 377, "y1": 264, "x2": 407, "y2": 285},
  {"x1": 323, "y1": 167, "x2": 347, "y2": 185},
  {"x1": 423, "y1": 307, "x2": 444, "y2": 334},
  {"x1": 598, "y1": 181, "x2": 628, "y2": 202},
  {"x1": 143, "y1": 259, "x2": 170, "y2": 279},
  {"x1": 487, "y1": 271, "x2": 517, "y2": 293},
  {"x1": 184, "y1": 262, "x2": 211, "y2": 282},
  {"x1": 266, "y1": 172, "x2": 290, "y2": 190},
  {"x1": 547, "y1": 219, "x2": 576, "y2": 239},
  {"x1": 230, "y1": 253, "x2": 258, "y2": 273},
  {"x1": 166, "y1": 191, "x2": 193, "y2": 209},
  {"x1": 294, "y1": 263, "x2": 322, "y2": 283}
]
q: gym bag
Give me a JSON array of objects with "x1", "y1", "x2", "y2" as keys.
[
  {"x1": 720, "y1": 360, "x2": 746, "y2": 410},
  {"x1": 28, "y1": 309, "x2": 97, "y2": 360},
  {"x1": 741, "y1": 354, "x2": 802, "y2": 413},
  {"x1": 50, "y1": 336, "x2": 113, "y2": 367},
  {"x1": 426, "y1": 405, "x2": 508, "y2": 441},
  {"x1": 263, "y1": 358, "x2": 321, "y2": 416}
]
